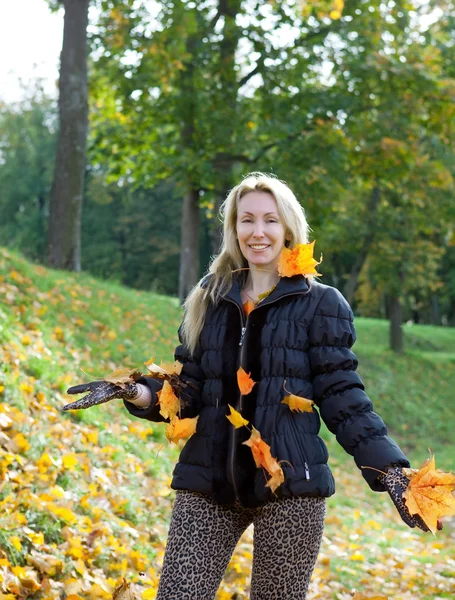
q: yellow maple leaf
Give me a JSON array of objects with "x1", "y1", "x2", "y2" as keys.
[
  {"x1": 165, "y1": 416, "x2": 199, "y2": 444},
  {"x1": 282, "y1": 394, "x2": 314, "y2": 413},
  {"x1": 104, "y1": 367, "x2": 140, "y2": 388},
  {"x1": 145, "y1": 358, "x2": 182, "y2": 377},
  {"x1": 157, "y1": 380, "x2": 180, "y2": 420},
  {"x1": 226, "y1": 404, "x2": 249, "y2": 428},
  {"x1": 403, "y1": 455, "x2": 455, "y2": 534},
  {"x1": 277, "y1": 241, "x2": 322, "y2": 278}
]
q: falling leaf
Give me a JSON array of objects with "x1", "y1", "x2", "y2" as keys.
[
  {"x1": 165, "y1": 416, "x2": 199, "y2": 444},
  {"x1": 157, "y1": 380, "x2": 180, "y2": 420},
  {"x1": 282, "y1": 394, "x2": 314, "y2": 413},
  {"x1": 403, "y1": 456, "x2": 455, "y2": 534},
  {"x1": 277, "y1": 241, "x2": 322, "y2": 277},
  {"x1": 226, "y1": 404, "x2": 249, "y2": 428},
  {"x1": 243, "y1": 427, "x2": 284, "y2": 493},
  {"x1": 237, "y1": 367, "x2": 256, "y2": 395}
]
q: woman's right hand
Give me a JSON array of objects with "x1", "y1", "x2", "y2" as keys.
[{"x1": 62, "y1": 380, "x2": 139, "y2": 411}]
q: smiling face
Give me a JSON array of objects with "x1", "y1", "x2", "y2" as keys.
[{"x1": 236, "y1": 191, "x2": 287, "y2": 271}]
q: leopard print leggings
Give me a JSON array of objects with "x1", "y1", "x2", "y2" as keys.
[{"x1": 156, "y1": 490, "x2": 326, "y2": 600}]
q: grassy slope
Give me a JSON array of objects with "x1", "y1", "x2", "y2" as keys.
[{"x1": 0, "y1": 247, "x2": 454, "y2": 600}]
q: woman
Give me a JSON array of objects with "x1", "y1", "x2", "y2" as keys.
[{"x1": 67, "y1": 172, "x2": 428, "y2": 599}]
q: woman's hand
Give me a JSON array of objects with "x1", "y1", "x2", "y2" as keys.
[
  {"x1": 379, "y1": 466, "x2": 442, "y2": 532},
  {"x1": 62, "y1": 380, "x2": 139, "y2": 411}
]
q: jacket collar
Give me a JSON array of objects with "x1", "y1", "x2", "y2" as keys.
[{"x1": 222, "y1": 274, "x2": 310, "y2": 311}]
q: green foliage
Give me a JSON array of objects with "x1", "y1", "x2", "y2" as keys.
[{"x1": 0, "y1": 86, "x2": 56, "y2": 261}]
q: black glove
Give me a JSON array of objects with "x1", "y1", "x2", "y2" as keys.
[
  {"x1": 62, "y1": 380, "x2": 138, "y2": 411},
  {"x1": 378, "y1": 466, "x2": 430, "y2": 531}
]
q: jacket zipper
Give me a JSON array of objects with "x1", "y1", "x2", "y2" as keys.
[{"x1": 225, "y1": 288, "x2": 310, "y2": 497}]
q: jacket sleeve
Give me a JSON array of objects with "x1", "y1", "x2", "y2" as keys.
[
  {"x1": 124, "y1": 325, "x2": 205, "y2": 422},
  {"x1": 308, "y1": 286, "x2": 410, "y2": 491}
]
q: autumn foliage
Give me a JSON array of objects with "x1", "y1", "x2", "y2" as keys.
[{"x1": 403, "y1": 456, "x2": 455, "y2": 534}]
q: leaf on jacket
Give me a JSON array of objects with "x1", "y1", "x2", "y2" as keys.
[
  {"x1": 243, "y1": 300, "x2": 255, "y2": 317},
  {"x1": 104, "y1": 367, "x2": 143, "y2": 389},
  {"x1": 165, "y1": 416, "x2": 199, "y2": 444},
  {"x1": 144, "y1": 358, "x2": 182, "y2": 377},
  {"x1": 243, "y1": 427, "x2": 284, "y2": 493},
  {"x1": 237, "y1": 367, "x2": 256, "y2": 395},
  {"x1": 403, "y1": 455, "x2": 455, "y2": 534},
  {"x1": 277, "y1": 241, "x2": 322, "y2": 278},
  {"x1": 282, "y1": 394, "x2": 314, "y2": 413},
  {"x1": 226, "y1": 404, "x2": 249, "y2": 428},
  {"x1": 157, "y1": 380, "x2": 180, "y2": 420}
]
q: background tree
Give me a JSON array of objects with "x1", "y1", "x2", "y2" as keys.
[{"x1": 47, "y1": 0, "x2": 90, "y2": 271}]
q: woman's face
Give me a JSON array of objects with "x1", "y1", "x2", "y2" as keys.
[{"x1": 236, "y1": 191, "x2": 287, "y2": 272}]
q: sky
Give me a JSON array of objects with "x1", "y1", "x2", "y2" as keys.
[{"x1": 0, "y1": 0, "x2": 63, "y2": 103}]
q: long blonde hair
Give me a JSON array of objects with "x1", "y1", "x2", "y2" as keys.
[{"x1": 181, "y1": 172, "x2": 310, "y2": 356}]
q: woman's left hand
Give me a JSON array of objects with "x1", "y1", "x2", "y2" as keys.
[{"x1": 379, "y1": 466, "x2": 442, "y2": 532}]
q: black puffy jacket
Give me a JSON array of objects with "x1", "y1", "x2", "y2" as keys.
[{"x1": 125, "y1": 275, "x2": 409, "y2": 507}]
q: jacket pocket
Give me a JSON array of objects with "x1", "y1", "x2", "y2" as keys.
[{"x1": 287, "y1": 416, "x2": 311, "y2": 480}]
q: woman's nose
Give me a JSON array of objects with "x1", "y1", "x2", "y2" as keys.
[{"x1": 252, "y1": 222, "x2": 265, "y2": 237}]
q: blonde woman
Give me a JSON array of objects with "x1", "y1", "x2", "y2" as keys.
[{"x1": 68, "y1": 172, "x2": 428, "y2": 599}]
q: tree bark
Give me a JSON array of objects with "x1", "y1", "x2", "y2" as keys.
[
  {"x1": 47, "y1": 0, "x2": 89, "y2": 271},
  {"x1": 179, "y1": 187, "x2": 200, "y2": 301},
  {"x1": 389, "y1": 294, "x2": 403, "y2": 353},
  {"x1": 343, "y1": 185, "x2": 381, "y2": 305}
]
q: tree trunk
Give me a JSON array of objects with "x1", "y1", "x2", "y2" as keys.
[
  {"x1": 211, "y1": 164, "x2": 233, "y2": 254},
  {"x1": 179, "y1": 187, "x2": 200, "y2": 302},
  {"x1": 343, "y1": 185, "x2": 381, "y2": 304},
  {"x1": 47, "y1": 0, "x2": 89, "y2": 271},
  {"x1": 430, "y1": 293, "x2": 440, "y2": 326},
  {"x1": 389, "y1": 294, "x2": 403, "y2": 353}
]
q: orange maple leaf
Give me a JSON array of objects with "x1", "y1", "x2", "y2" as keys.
[
  {"x1": 157, "y1": 380, "x2": 180, "y2": 420},
  {"x1": 243, "y1": 427, "x2": 284, "y2": 493},
  {"x1": 403, "y1": 455, "x2": 455, "y2": 534},
  {"x1": 237, "y1": 367, "x2": 256, "y2": 395},
  {"x1": 282, "y1": 394, "x2": 314, "y2": 413},
  {"x1": 226, "y1": 404, "x2": 249, "y2": 428},
  {"x1": 243, "y1": 300, "x2": 255, "y2": 317},
  {"x1": 165, "y1": 416, "x2": 199, "y2": 444},
  {"x1": 277, "y1": 241, "x2": 322, "y2": 278}
]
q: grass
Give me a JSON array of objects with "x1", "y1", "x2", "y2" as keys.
[{"x1": 0, "y1": 246, "x2": 454, "y2": 600}]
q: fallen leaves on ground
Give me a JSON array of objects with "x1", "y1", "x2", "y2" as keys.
[
  {"x1": 243, "y1": 427, "x2": 284, "y2": 493},
  {"x1": 237, "y1": 367, "x2": 255, "y2": 395},
  {"x1": 403, "y1": 455, "x2": 455, "y2": 534},
  {"x1": 112, "y1": 578, "x2": 141, "y2": 599},
  {"x1": 352, "y1": 593, "x2": 388, "y2": 600},
  {"x1": 277, "y1": 240, "x2": 322, "y2": 278}
]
